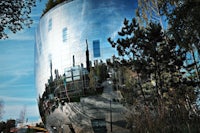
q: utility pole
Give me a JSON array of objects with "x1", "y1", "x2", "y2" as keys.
[{"x1": 110, "y1": 100, "x2": 112, "y2": 132}]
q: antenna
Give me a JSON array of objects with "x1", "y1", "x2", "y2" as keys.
[
  {"x1": 73, "y1": 55, "x2": 75, "y2": 67},
  {"x1": 17, "y1": 105, "x2": 26, "y2": 127}
]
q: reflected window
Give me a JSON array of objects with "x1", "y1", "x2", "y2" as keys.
[
  {"x1": 48, "y1": 18, "x2": 52, "y2": 31},
  {"x1": 93, "y1": 40, "x2": 101, "y2": 57},
  {"x1": 62, "y1": 27, "x2": 67, "y2": 42}
]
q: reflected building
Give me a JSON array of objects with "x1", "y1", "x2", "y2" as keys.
[{"x1": 35, "y1": 0, "x2": 135, "y2": 132}]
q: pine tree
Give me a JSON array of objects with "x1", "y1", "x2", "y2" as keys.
[
  {"x1": 108, "y1": 18, "x2": 200, "y2": 132},
  {"x1": 136, "y1": 0, "x2": 200, "y2": 85}
]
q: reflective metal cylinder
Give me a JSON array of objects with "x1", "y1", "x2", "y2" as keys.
[{"x1": 35, "y1": 0, "x2": 135, "y2": 132}]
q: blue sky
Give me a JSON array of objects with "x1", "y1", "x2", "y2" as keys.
[{"x1": 0, "y1": 0, "x2": 46, "y2": 123}]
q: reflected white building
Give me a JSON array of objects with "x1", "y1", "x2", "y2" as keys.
[{"x1": 35, "y1": 0, "x2": 135, "y2": 132}]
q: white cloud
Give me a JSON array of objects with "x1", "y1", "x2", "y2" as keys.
[
  {"x1": 0, "y1": 67, "x2": 33, "y2": 89},
  {"x1": 0, "y1": 64, "x2": 33, "y2": 76},
  {"x1": 1, "y1": 96, "x2": 40, "y2": 122},
  {"x1": 0, "y1": 96, "x2": 36, "y2": 102},
  {"x1": 0, "y1": 76, "x2": 20, "y2": 89},
  {"x1": 8, "y1": 32, "x2": 35, "y2": 41},
  {"x1": 3, "y1": 104, "x2": 40, "y2": 122},
  {"x1": 30, "y1": 13, "x2": 41, "y2": 18},
  {"x1": 0, "y1": 40, "x2": 34, "y2": 89}
]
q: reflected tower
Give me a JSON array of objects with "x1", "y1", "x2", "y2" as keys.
[{"x1": 86, "y1": 40, "x2": 90, "y2": 72}]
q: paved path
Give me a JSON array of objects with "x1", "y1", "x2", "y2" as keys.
[
  {"x1": 46, "y1": 81, "x2": 129, "y2": 133},
  {"x1": 102, "y1": 81, "x2": 123, "y2": 101}
]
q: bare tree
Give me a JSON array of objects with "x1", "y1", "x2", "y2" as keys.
[{"x1": 0, "y1": 100, "x2": 4, "y2": 120}]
